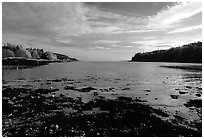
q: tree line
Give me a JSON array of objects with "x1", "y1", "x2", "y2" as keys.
[
  {"x1": 2, "y1": 43, "x2": 77, "y2": 61},
  {"x1": 131, "y1": 41, "x2": 202, "y2": 63}
]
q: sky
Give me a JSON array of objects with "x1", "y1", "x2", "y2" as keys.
[{"x1": 2, "y1": 2, "x2": 202, "y2": 61}]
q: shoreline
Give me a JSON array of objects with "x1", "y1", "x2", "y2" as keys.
[
  {"x1": 2, "y1": 57, "x2": 78, "y2": 70},
  {"x1": 2, "y1": 61, "x2": 202, "y2": 137}
]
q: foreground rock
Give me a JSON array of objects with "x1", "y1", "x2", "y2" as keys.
[{"x1": 2, "y1": 87, "x2": 201, "y2": 137}]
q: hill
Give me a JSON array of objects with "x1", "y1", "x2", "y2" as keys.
[{"x1": 131, "y1": 42, "x2": 202, "y2": 63}]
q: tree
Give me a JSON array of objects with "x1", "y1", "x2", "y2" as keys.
[
  {"x1": 131, "y1": 42, "x2": 202, "y2": 63},
  {"x1": 2, "y1": 48, "x2": 15, "y2": 58},
  {"x1": 15, "y1": 48, "x2": 32, "y2": 59},
  {"x1": 28, "y1": 49, "x2": 40, "y2": 59},
  {"x1": 36, "y1": 49, "x2": 44, "y2": 59},
  {"x1": 41, "y1": 51, "x2": 57, "y2": 60},
  {"x1": 4, "y1": 43, "x2": 16, "y2": 51}
]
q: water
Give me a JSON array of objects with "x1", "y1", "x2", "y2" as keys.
[{"x1": 2, "y1": 61, "x2": 202, "y2": 121}]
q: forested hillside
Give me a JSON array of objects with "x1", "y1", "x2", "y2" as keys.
[
  {"x1": 131, "y1": 42, "x2": 202, "y2": 63},
  {"x1": 2, "y1": 43, "x2": 78, "y2": 61}
]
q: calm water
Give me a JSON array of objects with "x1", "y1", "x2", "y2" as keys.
[{"x1": 2, "y1": 61, "x2": 202, "y2": 120}]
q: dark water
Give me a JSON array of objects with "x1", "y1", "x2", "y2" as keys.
[{"x1": 2, "y1": 61, "x2": 202, "y2": 136}]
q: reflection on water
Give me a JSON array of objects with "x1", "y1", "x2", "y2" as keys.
[{"x1": 3, "y1": 61, "x2": 202, "y2": 103}]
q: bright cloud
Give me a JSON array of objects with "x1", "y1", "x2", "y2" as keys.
[
  {"x1": 123, "y1": 46, "x2": 134, "y2": 48},
  {"x1": 168, "y1": 24, "x2": 202, "y2": 34},
  {"x1": 95, "y1": 46, "x2": 111, "y2": 50},
  {"x1": 132, "y1": 39, "x2": 197, "y2": 48},
  {"x1": 147, "y1": 2, "x2": 202, "y2": 29}
]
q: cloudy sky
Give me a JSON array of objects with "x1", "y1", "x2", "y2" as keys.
[{"x1": 2, "y1": 2, "x2": 202, "y2": 61}]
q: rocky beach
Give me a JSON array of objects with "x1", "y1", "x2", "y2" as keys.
[
  {"x1": 2, "y1": 2, "x2": 202, "y2": 137},
  {"x1": 2, "y1": 62, "x2": 202, "y2": 137}
]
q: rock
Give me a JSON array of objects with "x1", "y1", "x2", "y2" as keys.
[
  {"x1": 184, "y1": 99, "x2": 202, "y2": 108},
  {"x1": 47, "y1": 79, "x2": 62, "y2": 82},
  {"x1": 93, "y1": 92, "x2": 98, "y2": 96},
  {"x1": 103, "y1": 88, "x2": 109, "y2": 92},
  {"x1": 196, "y1": 87, "x2": 202, "y2": 90},
  {"x1": 144, "y1": 89, "x2": 151, "y2": 92},
  {"x1": 122, "y1": 87, "x2": 130, "y2": 90},
  {"x1": 186, "y1": 86, "x2": 192, "y2": 89},
  {"x1": 76, "y1": 86, "x2": 96, "y2": 92},
  {"x1": 59, "y1": 94, "x2": 65, "y2": 97},
  {"x1": 109, "y1": 87, "x2": 115, "y2": 91},
  {"x1": 64, "y1": 86, "x2": 75, "y2": 90},
  {"x1": 195, "y1": 93, "x2": 201, "y2": 97},
  {"x1": 170, "y1": 94, "x2": 179, "y2": 99},
  {"x1": 179, "y1": 91, "x2": 187, "y2": 94}
]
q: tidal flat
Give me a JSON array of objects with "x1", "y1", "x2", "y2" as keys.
[{"x1": 2, "y1": 62, "x2": 202, "y2": 137}]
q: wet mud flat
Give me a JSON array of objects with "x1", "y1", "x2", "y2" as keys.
[{"x1": 2, "y1": 85, "x2": 202, "y2": 137}]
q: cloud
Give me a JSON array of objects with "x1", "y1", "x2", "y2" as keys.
[
  {"x1": 147, "y1": 2, "x2": 202, "y2": 29},
  {"x1": 133, "y1": 40, "x2": 160, "y2": 45},
  {"x1": 143, "y1": 37, "x2": 156, "y2": 40},
  {"x1": 94, "y1": 46, "x2": 111, "y2": 50},
  {"x1": 85, "y1": 4, "x2": 147, "y2": 34},
  {"x1": 2, "y1": 2, "x2": 91, "y2": 37},
  {"x1": 94, "y1": 40, "x2": 120, "y2": 44},
  {"x1": 118, "y1": 29, "x2": 154, "y2": 33},
  {"x1": 3, "y1": 2, "x2": 201, "y2": 37},
  {"x1": 123, "y1": 46, "x2": 134, "y2": 48},
  {"x1": 168, "y1": 24, "x2": 202, "y2": 34},
  {"x1": 2, "y1": 2, "x2": 149, "y2": 40},
  {"x1": 133, "y1": 40, "x2": 180, "y2": 47},
  {"x1": 54, "y1": 38, "x2": 72, "y2": 44},
  {"x1": 109, "y1": 44, "x2": 118, "y2": 47}
]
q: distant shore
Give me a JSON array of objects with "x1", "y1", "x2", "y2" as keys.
[
  {"x1": 131, "y1": 42, "x2": 202, "y2": 63},
  {"x1": 2, "y1": 57, "x2": 78, "y2": 70},
  {"x1": 2, "y1": 43, "x2": 79, "y2": 70}
]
